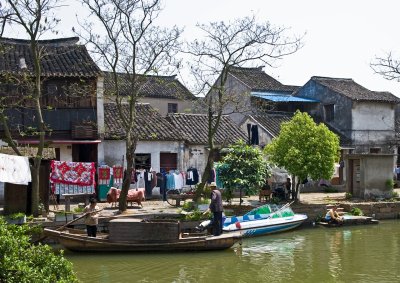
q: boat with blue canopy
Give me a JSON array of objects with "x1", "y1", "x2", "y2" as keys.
[{"x1": 222, "y1": 203, "x2": 308, "y2": 237}]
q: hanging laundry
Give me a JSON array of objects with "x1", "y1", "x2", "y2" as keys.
[
  {"x1": 186, "y1": 167, "x2": 199, "y2": 185},
  {"x1": 113, "y1": 166, "x2": 124, "y2": 185},
  {"x1": 50, "y1": 161, "x2": 96, "y2": 195},
  {"x1": 98, "y1": 166, "x2": 111, "y2": 185},
  {"x1": 0, "y1": 153, "x2": 31, "y2": 185},
  {"x1": 144, "y1": 170, "x2": 153, "y2": 198}
]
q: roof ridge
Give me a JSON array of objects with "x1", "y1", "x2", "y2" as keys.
[
  {"x1": 230, "y1": 66, "x2": 265, "y2": 71},
  {"x1": 312, "y1": 76, "x2": 353, "y2": 81},
  {"x1": 103, "y1": 71, "x2": 177, "y2": 80},
  {"x1": 0, "y1": 37, "x2": 80, "y2": 46}
]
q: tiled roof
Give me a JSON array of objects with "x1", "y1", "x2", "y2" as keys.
[
  {"x1": 248, "y1": 112, "x2": 352, "y2": 146},
  {"x1": 310, "y1": 76, "x2": 400, "y2": 103},
  {"x1": 229, "y1": 66, "x2": 299, "y2": 93},
  {"x1": 104, "y1": 103, "x2": 182, "y2": 141},
  {"x1": 103, "y1": 71, "x2": 196, "y2": 100},
  {"x1": 0, "y1": 37, "x2": 101, "y2": 77},
  {"x1": 166, "y1": 113, "x2": 247, "y2": 145},
  {"x1": 248, "y1": 112, "x2": 293, "y2": 138}
]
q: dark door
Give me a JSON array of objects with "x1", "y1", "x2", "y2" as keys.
[{"x1": 72, "y1": 144, "x2": 98, "y2": 163}]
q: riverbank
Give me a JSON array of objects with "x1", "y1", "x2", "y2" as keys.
[{"x1": 2, "y1": 189, "x2": 400, "y2": 225}]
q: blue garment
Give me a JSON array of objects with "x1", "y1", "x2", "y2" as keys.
[
  {"x1": 325, "y1": 211, "x2": 331, "y2": 221},
  {"x1": 166, "y1": 173, "x2": 175, "y2": 190}
]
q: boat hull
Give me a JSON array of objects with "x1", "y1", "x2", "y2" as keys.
[
  {"x1": 224, "y1": 214, "x2": 308, "y2": 237},
  {"x1": 44, "y1": 228, "x2": 241, "y2": 252}
]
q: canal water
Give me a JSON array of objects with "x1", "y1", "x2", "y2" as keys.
[{"x1": 66, "y1": 220, "x2": 400, "y2": 282}]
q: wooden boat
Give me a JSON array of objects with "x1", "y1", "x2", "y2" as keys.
[
  {"x1": 222, "y1": 203, "x2": 308, "y2": 237},
  {"x1": 44, "y1": 218, "x2": 241, "y2": 252},
  {"x1": 317, "y1": 215, "x2": 379, "y2": 227}
]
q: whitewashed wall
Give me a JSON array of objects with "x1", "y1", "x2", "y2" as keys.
[
  {"x1": 101, "y1": 140, "x2": 182, "y2": 172},
  {"x1": 352, "y1": 102, "x2": 395, "y2": 143},
  {"x1": 59, "y1": 145, "x2": 72, "y2": 161},
  {"x1": 138, "y1": 97, "x2": 193, "y2": 116}
]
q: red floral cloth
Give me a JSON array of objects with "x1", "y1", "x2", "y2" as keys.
[{"x1": 50, "y1": 161, "x2": 96, "y2": 194}]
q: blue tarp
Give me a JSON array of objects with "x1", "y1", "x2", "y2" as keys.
[{"x1": 251, "y1": 91, "x2": 319, "y2": 103}]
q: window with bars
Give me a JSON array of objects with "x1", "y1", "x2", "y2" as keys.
[{"x1": 168, "y1": 103, "x2": 178, "y2": 113}]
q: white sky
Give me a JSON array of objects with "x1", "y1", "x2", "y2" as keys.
[{"x1": 6, "y1": 0, "x2": 400, "y2": 96}]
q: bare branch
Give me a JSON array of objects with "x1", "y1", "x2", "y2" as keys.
[{"x1": 371, "y1": 51, "x2": 400, "y2": 82}]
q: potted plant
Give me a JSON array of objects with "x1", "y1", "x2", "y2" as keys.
[
  {"x1": 6, "y1": 212, "x2": 27, "y2": 225},
  {"x1": 54, "y1": 211, "x2": 74, "y2": 222},
  {"x1": 38, "y1": 202, "x2": 47, "y2": 218},
  {"x1": 73, "y1": 206, "x2": 85, "y2": 219}
]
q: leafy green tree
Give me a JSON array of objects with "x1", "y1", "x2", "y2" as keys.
[
  {"x1": 0, "y1": 218, "x2": 78, "y2": 283},
  {"x1": 186, "y1": 15, "x2": 303, "y2": 200},
  {"x1": 219, "y1": 141, "x2": 269, "y2": 204},
  {"x1": 264, "y1": 111, "x2": 339, "y2": 201}
]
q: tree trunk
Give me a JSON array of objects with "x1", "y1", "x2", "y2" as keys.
[
  {"x1": 118, "y1": 137, "x2": 136, "y2": 211},
  {"x1": 294, "y1": 178, "x2": 301, "y2": 203},
  {"x1": 194, "y1": 148, "x2": 215, "y2": 201}
]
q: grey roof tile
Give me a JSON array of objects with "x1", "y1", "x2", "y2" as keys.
[
  {"x1": 104, "y1": 71, "x2": 196, "y2": 100},
  {"x1": 311, "y1": 76, "x2": 400, "y2": 103},
  {"x1": 229, "y1": 66, "x2": 299, "y2": 93},
  {"x1": 249, "y1": 112, "x2": 352, "y2": 147},
  {"x1": 0, "y1": 37, "x2": 101, "y2": 77},
  {"x1": 104, "y1": 103, "x2": 182, "y2": 141},
  {"x1": 167, "y1": 113, "x2": 247, "y2": 145},
  {"x1": 249, "y1": 112, "x2": 293, "y2": 137}
]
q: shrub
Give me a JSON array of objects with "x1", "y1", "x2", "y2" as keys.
[
  {"x1": 385, "y1": 179, "x2": 395, "y2": 190},
  {"x1": 73, "y1": 206, "x2": 84, "y2": 213},
  {"x1": 7, "y1": 212, "x2": 26, "y2": 220},
  {"x1": 350, "y1": 207, "x2": 363, "y2": 216},
  {"x1": 182, "y1": 210, "x2": 210, "y2": 221},
  {"x1": 0, "y1": 217, "x2": 78, "y2": 282}
]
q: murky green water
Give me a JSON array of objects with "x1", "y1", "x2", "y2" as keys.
[{"x1": 66, "y1": 220, "x2": 400, "y2": 283}]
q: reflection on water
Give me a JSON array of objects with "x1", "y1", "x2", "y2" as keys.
[{"x1": 67, "y1": 220, "x2": 400, "y2": 283}]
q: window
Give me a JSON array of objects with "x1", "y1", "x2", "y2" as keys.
[
  {"x1": 168, "y1": 103, "x2": 178, "y2": 113},
  {"x1": 370, "y1": 147, "x2": 381, "y2": 154},
  {"x1": 324, "y1": 104, "x2": 334, "y2": 122}
]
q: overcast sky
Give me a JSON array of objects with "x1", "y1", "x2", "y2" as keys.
[{"x1": 6, "y1": 0, "x2": 400, "y2": 96}]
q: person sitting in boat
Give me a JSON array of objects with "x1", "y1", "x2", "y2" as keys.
[
  {"x1": 325, "y1": 206, "x2": 343, "y2": 225},
  {"x1": 84, "y1": 198, "x2": 100, "y2": 237}
]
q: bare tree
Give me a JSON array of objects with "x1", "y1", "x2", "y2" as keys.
[
  {"x1": 186, "y1": 15, "x2": 303, "y2": 197},
  {"x1": 371, "y1": 51, "x2": 400, "y2": 81},
  {"x1": 77, "y1": 0, "x2": 182, "y2": 211},
  {"x1": 0, "y1": 0, "x2": 62, "y2": 216}
]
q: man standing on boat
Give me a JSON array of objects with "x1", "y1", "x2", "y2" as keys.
[
  {"x1": 204, "y1": 182, "x2": 224, "y2": 236},
  {"x1": 84, "y1": 198, "x2": 100, "y2": 237}
]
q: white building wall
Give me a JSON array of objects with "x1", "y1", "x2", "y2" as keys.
[
  {"x1": 352, "y1": 102, "x2": 395, "y2": 144},
  {"x1": 183, "y1": 145, "x2": 207, "y2": 178},
  {"x1": 103, "y1": 140, "x2": 181, "y2": 172},
  {"x1": 59, "y1": 145, "x2": 72, "y2": 161},
  {"x1": 138, "y1": 97, "x2": 193, "y2": 116}
]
